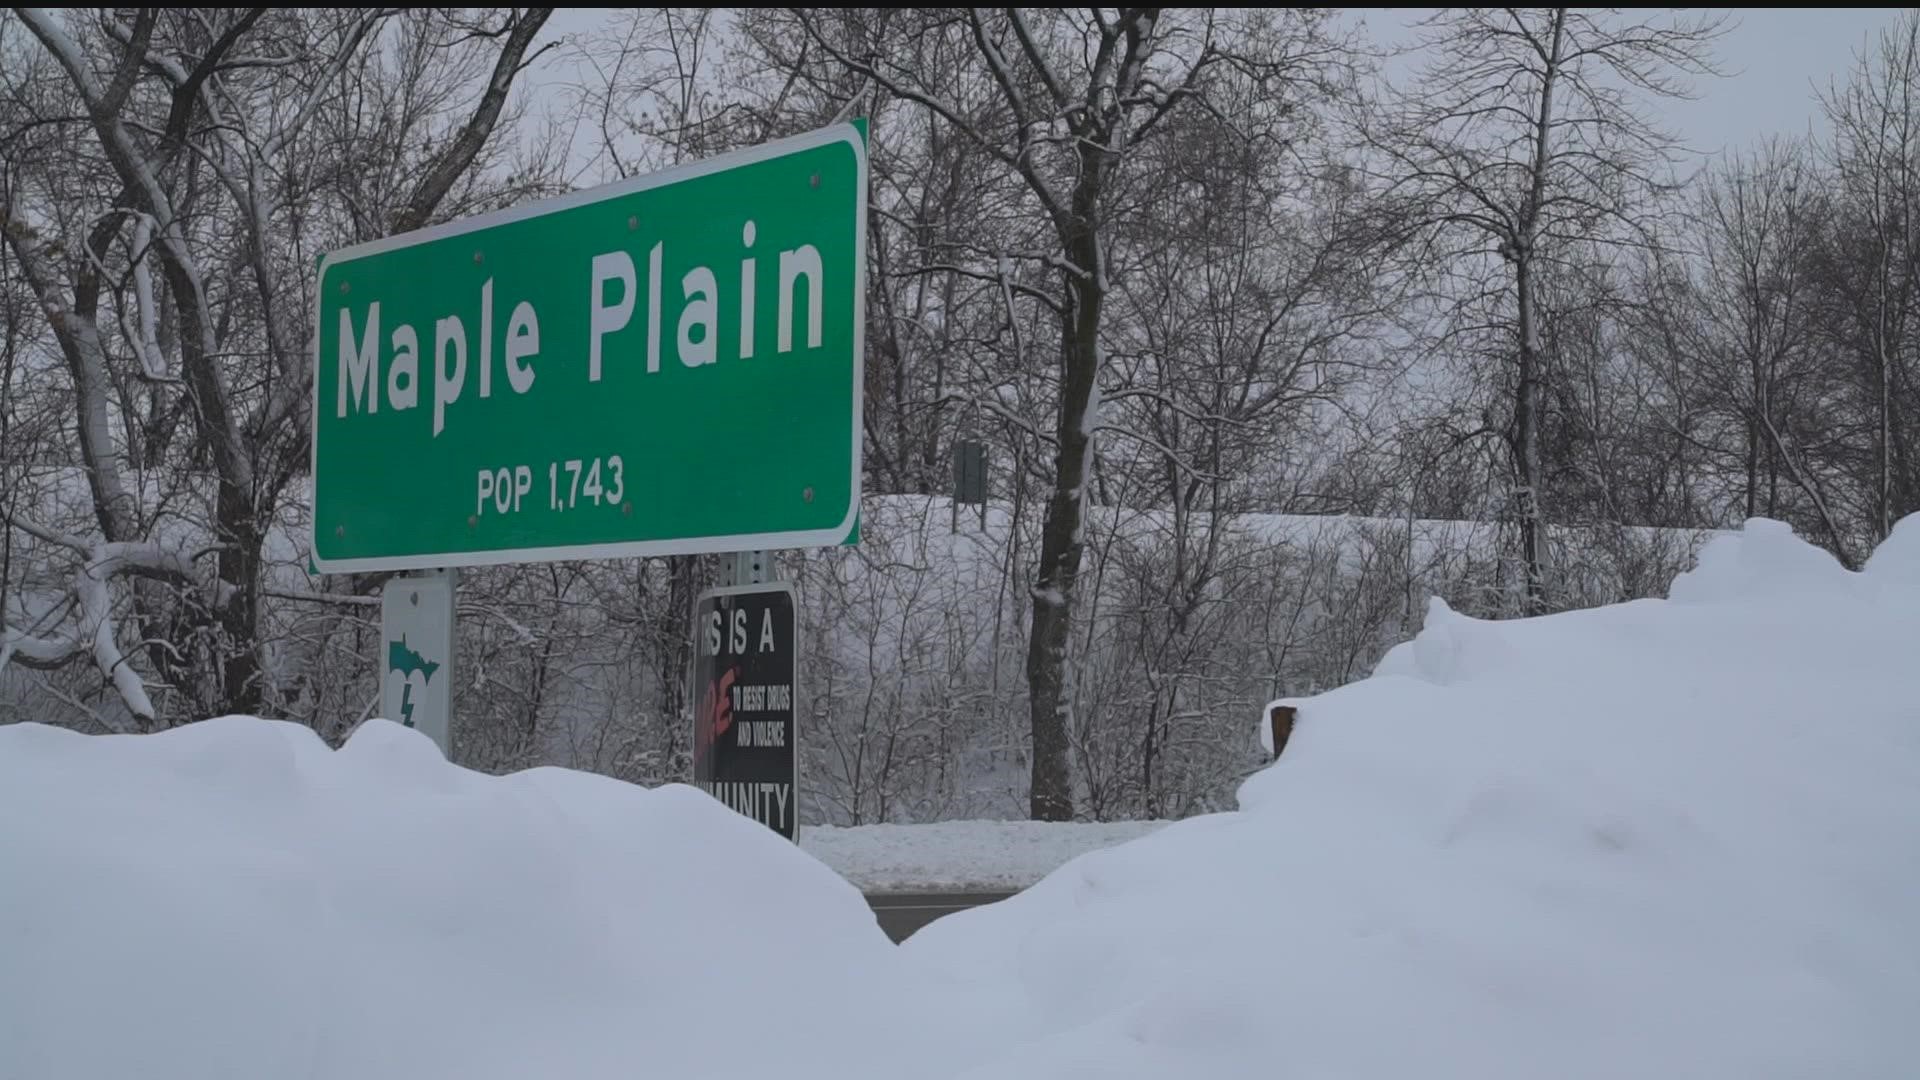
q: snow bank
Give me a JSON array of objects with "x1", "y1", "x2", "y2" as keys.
[
  {"x1": 802, "y1": 819, "x2": 1169, "y2": 892},
  {"x1": 906, "y1": 516, "x2": 1920, "y2": 1078},
  {"x1": 1864, "y1": 510, "x2": 1920, "y2": 586},
  {"x1": 5, "y1": 515, "x2": 1916, "y2": 1079},
  {"x1": 0, "y1": 718, "x2": 970, "y2": 1080},
  {"x1": 1666, "y1": 515, "x2": 1855, "y2": 602}
]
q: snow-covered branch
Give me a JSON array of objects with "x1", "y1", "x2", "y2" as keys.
[
  {"x1": 18, "y1": 6, "x2": 253, "y2": 498},
  {"x1": 2, "y1": 512, "x2": 222, "y2": 725},
  {"x1": 125, "y1": 214, "x2": 170, "y2": 381},
  {"x1": 1, "y1": 202, "x2": 143, "y2": 541},
  {"x1": 1007, "y1": 8, "x2": 1069, "y2": 109},
  {"x1": 4, "y1": 512, "x2": 89, "y2": 556},
  {"x1": 262, "y1": 589, "x2": 378, "y2": 609},
  {"x1": 1092, "y1": 423, "x2": 1221, "y2": 481},
  {"x1": 2, "y1": 624, "x2": 83, "y2": 671}
]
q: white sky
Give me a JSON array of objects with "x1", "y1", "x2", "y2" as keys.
[
  {"x1": 525, "y1": 8, "x2": 1907, "y2": 177},
  {"x1": 1341, "y1": 8, "x2": 1905, "y2": 161}
]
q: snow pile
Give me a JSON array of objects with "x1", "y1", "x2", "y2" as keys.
[
  {"x1": 0, "y1": 718, "x2": 967, "y2": 1080},
  {"x1": 1863, "y1": 510, "x2": 1920, "y2": 586},
  {"x1": 802, "y1": 819, "x2": 1169, "y2": 892},
  {"x1": 4, "y1": 515, "x2": 1916, "y2": 1079},
  {"x1": 904, "y1": 516, "x2": 1920, "y2": 1078}
]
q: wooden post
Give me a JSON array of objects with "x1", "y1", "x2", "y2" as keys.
[{"x1": 1268, "y1": 704, "x2": 1297, "y2": 761}]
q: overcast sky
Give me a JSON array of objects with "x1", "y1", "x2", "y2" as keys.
[
  {"x1": 1343, "y1": 8, "x2": 1901, "y2": 161},
  {"x1": 531, "y1": 8, "x2": 1908, "y2": 174}
]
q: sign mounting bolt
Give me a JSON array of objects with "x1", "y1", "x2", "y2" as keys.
[
  {"x1": 627, "y1": 215, "x2": 638, "y2": 231},
  {"x1": 467, "y1": 515, "x2": 478, "y2": 529},
  {"x1": 338, "y1": 282, "x2": 349, "y2": 295},
  {"x1": 802, "y1": 487, "x2": 814, "y2": 503},
  {"x1": 810, "y1": 173, "x2": 820, "y2": 189},
  {"x1": 621, "y1": 502, "x2": 633, "y2": 516},
  {"x1": 334, "y1": 525, "x2": 345, "y2": 538},
  {"x1": 472, "y1": 251, "x2": 484, "y2": 265}
]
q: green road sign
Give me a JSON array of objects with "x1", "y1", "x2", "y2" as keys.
[{"x1": 310, "y1": 122, "x2": 867, "y2": 572}]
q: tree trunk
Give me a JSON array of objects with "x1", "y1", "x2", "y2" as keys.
[
  {"x1": 1881, "y1": 338, "x2": 1893, "y2": 540},
  {"x1": 1141, "y1": 695, "x2": 1159, "y2": 818},
  {"x1": 1891, "y1": 360, "x2": 1917, "y2": 520},
  {"x1": 1514, "y1": 254, "x2": 1547, "y2": 613},
  {"x1": 1512, "y1": 9, "x2": 1564, "y2": 617},
  {"x1": 1024, "y1": 227, "x2": 1103, "y2": 822},
  {"x1": 1745, "y1": 354, "x2": 1761, "y2": 519},
  {"x1": 216, "y1": 518, "x2": 265, "y2": 716},
  {"x1": 655, "y1": 554, "x2": 698, "y2": 775}
]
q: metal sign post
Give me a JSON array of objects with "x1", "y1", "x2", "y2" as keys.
[
  {"x1": 380, "y1": 568, "x2": 457, "y2": 757},
  {"x1": 720, "y1": 550, "x2": 771, "y2": 588},
  {"x1": 953, "y1": 439, "x2": 988, "y2": 533}
]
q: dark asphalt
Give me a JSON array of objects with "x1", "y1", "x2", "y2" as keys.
[{"x1": 865, "y1": 891, "x2": 1017, "y2": 943}]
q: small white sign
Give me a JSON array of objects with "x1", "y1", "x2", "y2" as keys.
[{"x1": 381, "y1": 570, "x2": 456, "y2": 756}]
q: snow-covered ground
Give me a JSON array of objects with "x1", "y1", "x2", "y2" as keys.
[
  {"x1": 4, "y1": 514, "x2": 1917, "y2": 1078},
  {"x1": 0, "y1": 717, "x2": 966, "y2": 1079},
  {"x1": 802, "y1": 819, "x2": 1169, "y2": 892},
  {"x1": 903, "y1": 516, "x2": 1920, "y2": 1077}
]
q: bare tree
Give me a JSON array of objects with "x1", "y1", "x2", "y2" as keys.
[
  {"x1": 1687, "y1": 142, "x2": 1866, "y2": 560},
  {"x1": 776, "y1": 6, "x2": 1351, "y2": 819},
  {"x1": 0, "y1": 7, "x2": 554, "y2": 725},
  {"x1": 1366, "y1": 8, "x2": 1728, "y2": 612},
  {"x1": 1101, "y1": 99, "x2": 1391, "y2": 813},
  {"x1": 1817, "y1": 11, "x2": 1920, "y2": 544}
]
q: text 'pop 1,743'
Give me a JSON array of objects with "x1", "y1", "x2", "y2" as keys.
[{"x1": 473, "y1": 457, "x2": 626, "y2": 518}]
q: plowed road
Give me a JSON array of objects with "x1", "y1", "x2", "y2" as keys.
[{"x1": 865, "y1": 891, "x2": 1016, "y2": 943}]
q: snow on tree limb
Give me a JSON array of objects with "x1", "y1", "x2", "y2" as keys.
[
  {"x1": 1, "y1": 510, "x2": 220, "y2": 724},
  {"x1": 126, "y1": 214, "x2": 169, "y2": 381},
  {"x1": 3, "y1": 624, "x2": 83, "y2": 670},
  {"x1": 19, "y1": 5, "x2": 253, "y2": 500},
  {"x1": 1, "y1": 202, "x2": 143, "y2": 542}
]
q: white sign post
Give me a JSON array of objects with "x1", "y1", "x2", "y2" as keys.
[{"x1": 380, "y1": 569, "x2": 457, "y2": 757}]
